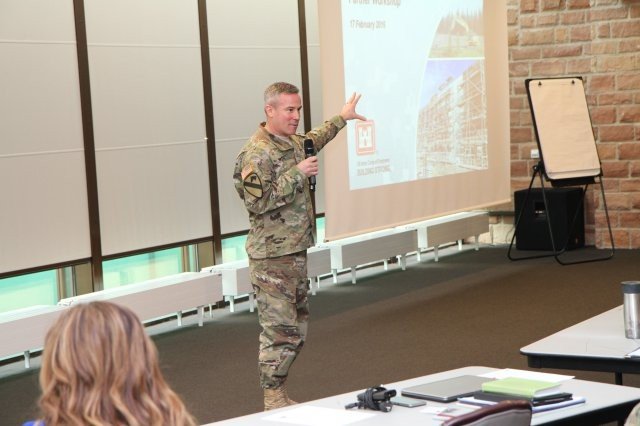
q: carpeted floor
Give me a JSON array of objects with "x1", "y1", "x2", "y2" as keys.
[{"x1": 1, "y1": 244, "x2": 639, "y2": 425}]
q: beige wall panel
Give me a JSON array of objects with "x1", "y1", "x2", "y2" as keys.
[
  {"x1": 0, "y1": 0, "x2": 75, "y2": 40},
  {"x1": 0, "y1": 154, "x2": 90, "y2": 273},
  {"x1": 85, "y1": 0, "x2": 212, "y2": 255},
  {"x1": 216, "y1": 139, "x2": 250, "y2": 235},
  {"x1": 207, "y1": 0, "x2": 298, "y2": 46},
  {"x1": 85, "y1": 0, "x2": 200, "y2": 45},
  {"x1": 0, "y1": 0, "x2": 90, "y2": 273},
  {"x1": 1, "y1": 44, "x2": 83, "y2": 154},
  {"x1": 89, "y1": 47, "x2": 206, "y2": 149},
  {"x1": 207, "y1": 0, "x2": 304, "y2": 235},
  {"x1": 97, "y1": 143, "x2": 212, "y2": 255}
]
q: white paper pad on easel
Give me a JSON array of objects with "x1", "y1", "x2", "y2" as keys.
[{"x1": 263, "y1": 406, "x2": 376, "y2": 426}]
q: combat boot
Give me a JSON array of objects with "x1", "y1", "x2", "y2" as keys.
[{"x1": 264, "y1": 387, "x2": 289, "y2": 411}]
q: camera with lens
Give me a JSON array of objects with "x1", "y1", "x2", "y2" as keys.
[{"x1": 345, "y1": 385, "x2": 397, "y2": 412}]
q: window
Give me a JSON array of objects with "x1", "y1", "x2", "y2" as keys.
[
  {"x1": 221, "y1": 235, "x2": 248, "y2": 263},
  {"x1": 0, "y1": 270, "x2": 58, "y2": 313},
  {"x1": 102, "y1": 247, "x2": 184, "y2": 290}
]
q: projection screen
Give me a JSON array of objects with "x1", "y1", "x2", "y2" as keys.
[{"x1": 319, "y1": 0, "x2": 510, "y2": 241}]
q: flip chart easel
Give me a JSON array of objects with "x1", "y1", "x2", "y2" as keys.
[{"x1": 508, "y1": 77, "x2": 614, "y2": 265}]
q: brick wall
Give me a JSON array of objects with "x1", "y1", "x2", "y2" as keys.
[{"x1": 508, "y1": 0, "x2": 640, "y2": 248}]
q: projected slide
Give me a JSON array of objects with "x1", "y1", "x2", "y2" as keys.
[{"x1": 342, "y1": 0, "x2": 485, "y2": 190}]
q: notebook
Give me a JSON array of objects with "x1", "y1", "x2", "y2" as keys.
[
  {"x1": 401, "y1": 375, "x2": 494, "y2": 402},
  {"x1": 481, "y1": 377, "x2": 560, "y2": 398}
]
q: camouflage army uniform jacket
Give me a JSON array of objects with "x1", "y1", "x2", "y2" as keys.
[{"x1": 233, "y1": 115, "x2": 346, "y2": 259}]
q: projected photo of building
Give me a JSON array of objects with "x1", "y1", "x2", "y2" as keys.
[{"x1": 416, "y1": 4, "x2": 487, "y2": 179}]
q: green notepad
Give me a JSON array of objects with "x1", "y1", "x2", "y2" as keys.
[{"x1": 481, "y1": 377, "x2": 560, "y2": 398}]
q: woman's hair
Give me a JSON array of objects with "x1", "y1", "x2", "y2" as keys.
[{"x1": 37, "y1": 301, "x2": 197, "y2": 426}]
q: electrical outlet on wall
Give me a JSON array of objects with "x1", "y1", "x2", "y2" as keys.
[{"x1": 530, "y1": 149, "x2": 540, "y2": 159}]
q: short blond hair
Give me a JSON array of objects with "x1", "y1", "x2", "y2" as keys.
[{"x1": 264, "y1": 82, "x2": 299, "y2": 106}]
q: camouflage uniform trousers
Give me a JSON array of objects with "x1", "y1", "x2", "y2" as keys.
[{"x1": 250, "y1": 251, "x2": 309, "y2": 389}]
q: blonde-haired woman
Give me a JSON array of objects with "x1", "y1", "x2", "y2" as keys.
[{"x1": 24, "y1": 301, "x2": 197, "y2": 426}]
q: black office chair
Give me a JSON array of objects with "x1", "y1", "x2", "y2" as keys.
[{"x1": 442, "y1": 400, "x2": 532, "y2": 426}]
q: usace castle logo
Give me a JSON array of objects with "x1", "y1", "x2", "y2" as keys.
[{"x1": 355, "y1": 120, "x2": 375, "y2": 155}]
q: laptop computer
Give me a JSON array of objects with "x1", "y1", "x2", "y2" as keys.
[{"x1": 401, "y1": 375, "x2": 493, "y2": 402}]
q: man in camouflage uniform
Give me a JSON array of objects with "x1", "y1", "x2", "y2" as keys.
[{"x1": 233, "y1": 82, "x2": 365, "y2": 410}]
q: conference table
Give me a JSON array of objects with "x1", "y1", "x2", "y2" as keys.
[
  {"x1": 521, "y1": 305, "x2": 640, "y2": 385},
  {"x1": 206, "y1": 366, "x2": 640, "y2": 425}
]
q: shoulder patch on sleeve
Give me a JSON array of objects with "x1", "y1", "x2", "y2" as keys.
[
  {"x1": 241, "y1": 164, "x2": 253, "y2": 180},
  {"x1": 243, "y1": 172, "x2": 263, "y2": 199}
]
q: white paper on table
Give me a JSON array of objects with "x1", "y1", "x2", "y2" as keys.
[
  {"x1": 425, "y1": 405, "x2": 477, "y2": 421},
  {"x1": 625, "y1": 347, "x2": 640, "y2": 358},
  {"x1": 262, "y1": 406, "x2": 376, "y2": 426},
  {"x1": 479, "y1": 368, "x2": 573, "y2": 383},
  {"x1": 421, "y1": 406, "x2": 449, "y2": 414}
]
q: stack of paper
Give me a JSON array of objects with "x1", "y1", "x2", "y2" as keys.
[
  {"x1": 458, "y1": 395, "x2": 586, "y2": 414},
  {"x1": 472, "y1": 390, "x2": 573, "y2": 406},
  {"x1": 457, "y1": 374, "x2": 586, "y2": 414}
]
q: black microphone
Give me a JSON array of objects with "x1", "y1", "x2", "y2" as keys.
[{"x1": 303, "y1": 139, "x2": 316, "y2": 192}]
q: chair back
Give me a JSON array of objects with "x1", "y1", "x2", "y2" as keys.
[{"x1": 442, "y1": 400, "x2": 532, "y2": 426}]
